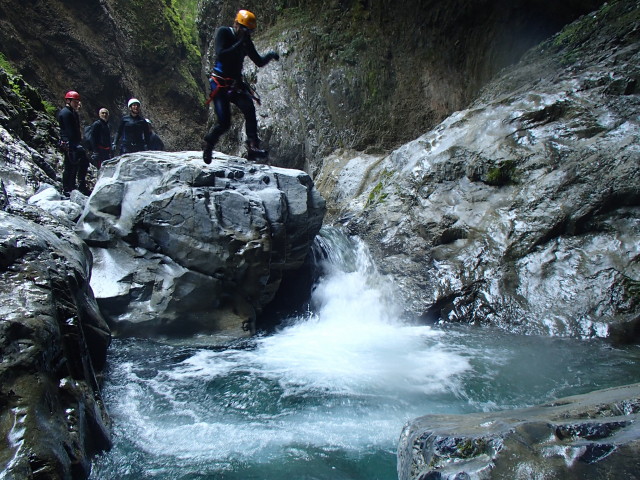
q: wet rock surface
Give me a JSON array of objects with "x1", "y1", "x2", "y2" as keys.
[
  {"x1": 76, "y1": 151, "x2": 326, "y2": 338},
  {"x1": 320, "y1": 0, "x2": 640, "y2": 340},
  {"x1": 0, "y1": 1, "x2": 639, "y2": 478},
  {"x1": 0, "y1": 209, "x2": 111, "y2": 480},
  {"x1": 398, "y1": 383, "x2": 640, "y2": 480}
]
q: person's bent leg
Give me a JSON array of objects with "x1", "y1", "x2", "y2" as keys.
[
  {"x1": 203, "y1": 95, "x2": 231, "y2": 164},
  {"x1": 236, "y1": 94, "x2": 267, "y2": 159}
]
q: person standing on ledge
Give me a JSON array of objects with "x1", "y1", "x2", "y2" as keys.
[
  {"x1": 202, "y1": 9, "x2": 279, "y2": 164},
  {"x1": 57, "y1": 90, "x2": 90, "y2": 196},
  {"x1": 113, "y1": 98, "x2": 151, "y2": 155}
]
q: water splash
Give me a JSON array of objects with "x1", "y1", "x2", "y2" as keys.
[{"x1": 252, "y1": 230, "x2": 469, "y2": 396}]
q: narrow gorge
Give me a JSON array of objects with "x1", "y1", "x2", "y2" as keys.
[{"x1": 0, "y1": 1, "x2": 639, "y2": 479}]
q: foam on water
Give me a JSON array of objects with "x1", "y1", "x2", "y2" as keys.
[{"x1": 96, "y1": 230, "x2": 472, "y2": 469}]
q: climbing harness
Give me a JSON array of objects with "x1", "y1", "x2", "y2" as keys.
[
  {"x1": 205, "y1": 72, "x2": 234, "y2": 105},
  {"x1": 205, "y1": 73, "x2": 261, "y2": 106}
]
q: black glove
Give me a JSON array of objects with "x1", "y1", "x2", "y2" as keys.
[{"x1": 267, "y1": 51, "x2": 280, "y2": 61}]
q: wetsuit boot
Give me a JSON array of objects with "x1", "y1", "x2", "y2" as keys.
[
  {"x1": 245, "y1": 139, "x2": 268, "y2": 162},
  {"x1": 203, "y1": 141, "x2": 214, "y2": 164},
  {"x1": 78, "y1": 181, "x2": 92, "y2": 196}
]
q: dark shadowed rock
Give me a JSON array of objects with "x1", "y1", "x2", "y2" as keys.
[
  {"x1": 0, "y1": 209, "x2": 111, "y2": 480},
  {"x1": 76, "y1": 151, "x2": 326, "y2": 338}
]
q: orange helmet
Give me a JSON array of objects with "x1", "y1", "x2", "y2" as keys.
[
  {"x1": 235, "y1": 9, "x2": 257, "y2": 30},
  {"x1": 65, "y1": 91, "x2": 81, "y2": 100}
]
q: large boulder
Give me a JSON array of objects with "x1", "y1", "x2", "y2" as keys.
[
  {"x1": 76, "y1": 151, "x2": 326, "y2": 338},
  {"x1": 398, "y1": 383, "x2": 640, "y2": 480},
  {"x1": 318, "y1": 0, "x2": 640, "y2": 340}
]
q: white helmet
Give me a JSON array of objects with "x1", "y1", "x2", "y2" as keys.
[{"x1": 127, "y1": 98, "x2": 141, "y2": 108}]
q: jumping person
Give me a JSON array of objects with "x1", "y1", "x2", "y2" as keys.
[
  {"x1": 202, "y1": 9, "x2": 279, "y2": 164},
  {"x1": 57, "y1": 90, "x2": 90, "y2": 196},
  {"x1": 113, "y1": 98, "x2": 151, "y2": 155}
]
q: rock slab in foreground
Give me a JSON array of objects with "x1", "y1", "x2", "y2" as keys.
[
  {"x1": 0, "y1": 209, "x2": 111, "y2": 479},
  {"x1": 398, "y1": 383, "x2": 640, "y2": 480},
  {"x1": 76, "y1": 151, "x2": 326, "y2": 338}
]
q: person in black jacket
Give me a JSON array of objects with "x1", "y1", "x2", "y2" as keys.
[
  {"x1": 146, "y1": 119, "x2": 165, "y2": 151},
  {"x1": 113, "y1": 98, "x2": 151, "y2": 155},
  {"x1": 57, "y1": 90, "x2": 90, "y2": 195},
  {"x1": 202, "y1": 9, "x2": 279, "y2": 164},
  {"x1": 89, "y1": 108, "x2": 112, "y2": 169}
]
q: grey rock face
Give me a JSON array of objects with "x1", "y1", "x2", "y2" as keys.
[
  {"x1": 321, "y1": 1, "x2": 640, "y2": 340},
  {"x1": 398, "y1": 383, "x2": 640, "y2": 480},
  {"x1": 76, "y1": 151, "x2": 326, "y2": 338},
  {"x1": 0, "y1": 209, "x2": 111, "y2": 479},
  {"x1": 199, "y1": 1, "x2": 606, "y2": 173}
]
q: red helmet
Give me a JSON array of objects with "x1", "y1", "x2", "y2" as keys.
[{"x1": 65, "y1": 90, "x2": 81, "y2": 100}]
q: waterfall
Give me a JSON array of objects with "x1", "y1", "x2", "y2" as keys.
[{"x1": 253, "y1": 227, "x2": 470, "y2": 397}]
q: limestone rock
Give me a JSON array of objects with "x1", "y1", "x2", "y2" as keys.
[
  {"x1": 76, "y1": 151, "x2": 326, "y2": 338},
  {"x1": 323, "y1": 0, "x2": 640, "y2": 340}
]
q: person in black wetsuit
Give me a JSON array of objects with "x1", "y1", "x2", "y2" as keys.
[
  {"x1": 89, "y1": 108, "x2": 113, "y2": 169},
  {"x1": 146, "y1": 119, "x2": 165, "y2": 151},
  {"x1": 113, "y1": 98, "x2": 151, "y2": 155},
  {"x1": 57, "y1": 90, "x2": 90, "y2": 195},
  {"x1": 202, "y1": 9, "x2": 279, "y2": 164}
]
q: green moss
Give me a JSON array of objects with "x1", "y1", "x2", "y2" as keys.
[
  {"x1": 116, "y1": 0, "x2": 200, "y2": 66},
  {"x1": 172, "y1": 0, "x2": 199, "y2": 41},
  {"x1": 365, "y1": 169, "x2": 394, "y2": 208},
  {"x1": 547, "y1": 0, "x2": 640, "y2": 65},
  {"x1": 165, "y1": 0, "x2": 201, "y2": 64},
  {"x1": 486, "y1": 160, "x2": 517, "y2": 186},
  {"x1": 42, "y1": 100, "x2": 57, "y2": 116},
  {"x1": 457, "y1": 439, "x2": 477, "y2": 457},
  {"x1": 0, "y1": 53, "x2": 16, "y2": 76}
]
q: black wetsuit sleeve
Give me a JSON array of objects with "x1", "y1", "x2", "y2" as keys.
[
  {"x1": 245, "y1": 38, "x2": 271, "y2": 68},
  {"x1": 215, "y1": 26, "x2": 244, "y2": 58}
]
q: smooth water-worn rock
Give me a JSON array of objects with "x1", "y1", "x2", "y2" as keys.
[
  {"x1": 0, "y1": 208, "x2": 111, "y2": 480},
  {"x1": 398, "y1": 383, "x2": 640, "y2": 480},
  {"x1": 76, "y1": 151, "x2": 326, "y2": 338},
  {"x1": 1, "y1": 61, "x2": 113, "y2": 480},
  {"x1": 319, "y1": 0, "x2": 640, "y2": 341}
]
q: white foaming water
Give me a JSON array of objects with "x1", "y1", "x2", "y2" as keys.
[{"x1": 97, "y1": 229, "x2": 473, "y2": 472}]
